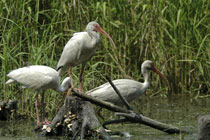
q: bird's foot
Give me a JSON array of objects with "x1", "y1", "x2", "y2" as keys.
[
  {"x1": 67, "y1": 88, "x2": 80, "y2": 96},
  {"x1": 42, "y1": 118, "x2": 51, "y2": 125},
  {"x1": 72, "y1": 88, "x2": 81, "y2": 94}
]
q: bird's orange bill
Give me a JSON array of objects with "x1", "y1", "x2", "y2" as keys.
[
  {"x1": 152, "y1": 67, "x2": 171, "y2": 91},
  {"x1": 97, "y1": 26, "x2": 117, "y2": 50}
]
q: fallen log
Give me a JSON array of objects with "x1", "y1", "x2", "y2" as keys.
[
  {"x1": 36, "y1": 95, "x2": 110, "y2": 139},
  {"x1": 72, "y1": 90, "x2": 187, "y2": 134},
  {"x1": 0, "y1": 100, "x2": 18, "y2": 120}
]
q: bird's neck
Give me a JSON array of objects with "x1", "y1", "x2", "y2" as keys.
[
  {"x1": 142, "y1": 70, "x2": 150, "y2": 90},
  {"x1": 56, "y1": 83, "x2": 68, "y2": 93},
  {"x1": 88, "y1": 31, "x2": 100, "y2": 44}
]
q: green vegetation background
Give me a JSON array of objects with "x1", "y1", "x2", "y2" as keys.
[{"x1": 0, "y1": 0, "x2": 209, "y2": 118}]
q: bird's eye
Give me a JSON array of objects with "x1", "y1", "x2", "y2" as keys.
[
  {"x1": 93, "y1": 24, "x2": 99, "y2": 31},
  {"x1": 150, "y1": 63, "x2": 154, "y2": 68}
]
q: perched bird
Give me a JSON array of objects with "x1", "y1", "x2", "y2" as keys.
[
  {"x1": 57, "y1": 21, "x2": 115, "y2": 93},
  {"x1": 86, "y1": 60, "x2": 170, "y2": 107},
  {"x1": 6, "y1": 65, "x2": 71, "y2": 126}
]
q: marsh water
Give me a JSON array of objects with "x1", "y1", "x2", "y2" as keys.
[{"x1": 0, "y1": 94, "x2": 209, "y2": 140}]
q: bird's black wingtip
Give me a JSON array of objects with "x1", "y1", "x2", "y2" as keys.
[{"x1": 56, "y1": 66, "x2": 63, "y2": 71}]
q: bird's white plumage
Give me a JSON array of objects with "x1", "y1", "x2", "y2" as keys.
[
  {"x1": 56, "y1": 21, "x2": 114, "y2": 93},
  {"x1": 86, "y1": 79, "x2": 145, "y2": 106},
  {"x1": 57, "y1": 30, "x2": 99, "y2": 76},
  {"x1": 6, "y1": 65, "x2": 71, "y2": 92},
  {"x1": 87, "y1": 60, "x2": 170, "y2": 107},
  {"x1": 6, "y1": 65, "x2": 72, "y2": 126}
]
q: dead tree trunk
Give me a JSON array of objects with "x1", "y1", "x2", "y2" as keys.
[
  {"x1": 36, "y1": 95, "x2": 110, "y2": 140},
  {"x1": 0, "y1": 100, "x2": 18, "y2": 120}
]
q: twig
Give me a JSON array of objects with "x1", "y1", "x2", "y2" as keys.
[{"x1": 105, "y1": 75, "x2": 132, "y2": 110}]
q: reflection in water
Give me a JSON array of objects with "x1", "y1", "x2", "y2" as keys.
[
  {"x1": 0, "y1": 94, "x2": 209, "y2": 140},
  {"x1": 0, "y1": 119, "x2": 59, "y2": 140},
  {"x1": 107, "y1": 94, "x2": 209, "y2": 140}
]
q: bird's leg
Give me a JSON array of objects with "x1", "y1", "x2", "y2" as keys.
[
  {"x1": 41, "y1": 90, "x2": 51, "y2": 125},
  {"x1": 79, "y1": 64, "x2": 86, "y2": 94},
  {"x1": 68, "y1": 67, "x2": 74, "y2": 89},
  {"x1": 35, "y1": 92, "x2": 40, "y2": 126},
  {"x1": 40, "y1": 90, "x2": 45, "y2": 119},
  {"x1": 62, "y1": 92, "x2": 67, "y2": 101}
]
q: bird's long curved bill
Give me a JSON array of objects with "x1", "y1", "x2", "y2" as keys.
[
  {"x1": 152, "y1": 67, "x2": 171, "y2": 91},
  {"x1": 97, "y1": 27, "x2": 117, "y2": 49}
]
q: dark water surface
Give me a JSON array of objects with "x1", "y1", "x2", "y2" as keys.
[
  {"x1": 0, "y1": 94, "x2": 209, "y2": 140},
  {"x1": 109, "y1": 94, "x2": 209, "y2": 140}
]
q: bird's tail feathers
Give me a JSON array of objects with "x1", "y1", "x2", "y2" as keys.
[{"x1": 6, "y1": 79, "x2": 15, "y2": 85}]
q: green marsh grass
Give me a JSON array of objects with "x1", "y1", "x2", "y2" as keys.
[{"x1": 0, "y1": 0, "x2": 209, "y2": 119}]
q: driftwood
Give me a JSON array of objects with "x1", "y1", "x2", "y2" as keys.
[
  {"x1": 0, "y1": 100, "x2": 18, "y2": 120},
  {"x1": 198, "y1": 115, "x2": 210, "y2": 140},
  {"x1": 36, "y1": 95, "x2": 110, "y2": 139},
  {"x1": 72, "y1": 91, "x2": 187, "y2": 134},
  {"x1": 36, "y1": 89, "x2": 187, "y2": 139}
]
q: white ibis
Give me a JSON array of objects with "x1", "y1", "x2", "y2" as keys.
[
  {"x1": 57, "y1": 21, "x2": 115, "y2": 93},
  {"x1": 86, "y1": 60, "x2": 170, "y2": 107},
  {"x1": 6, "y1": 65, "x2": 71, "y2": 126}
]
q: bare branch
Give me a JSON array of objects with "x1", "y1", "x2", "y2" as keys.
[{"x1": 105, "y1": 75, "x2": 133, "y2": 110}]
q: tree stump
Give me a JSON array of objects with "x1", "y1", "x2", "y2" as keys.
[
  {"x1": 198, "y1": 115, "x2": 210, "y2": 140},
  {"x1": 36, "y1": 87, "x2": 187, "y2": 139},
  {"x1": 0, "y1": 100, "x2": 18, "y2": 120},
  {"x1": 36, "y1": 95, "x2": 110, "y2": 139}
]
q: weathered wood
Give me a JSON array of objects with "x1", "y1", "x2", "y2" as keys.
[
  {"x1": 37, "y1": 95, "x2": 110, "y2": 139},
  {"x1": 198, "y1": 115, "x2": 210, "y2": 140},
  {"x1": 72, "y1": 90, "x2": 187, "y2": 134},
  {"x1": 115, "y1": 112, "x2": 187, "y2": 134},
  {"x1": 72, "y1": 89, "x2": 131, "y2": 113},
  {"x1": 0, "y1": 100, "x2": 18, "y2": 120}
]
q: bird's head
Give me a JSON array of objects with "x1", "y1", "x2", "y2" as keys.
[
  {"x1": 61, "y1": 77, "x2": 72, "y2": 92},
  {"x1": 141, "y1": 60, "x2": 154, "y2": 72},
  {"x1": 86, "y1": 21, "x2": 99, "y2": 32},
  {"x1": 86, "y1": 21, "x2": 116, "y2": 49},
  {"x1": 141, "y1": 60, "x2": 171, "y2": 91}
]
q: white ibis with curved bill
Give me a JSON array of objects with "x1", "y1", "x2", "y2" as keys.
[
  {"x1": 57, "y1": 21, "x2": 115, "y2": 93},
  {"x1": 87, "y1": 60, "x2": 170, "y2": 107},
  {"x1": 6, "y1": 65, "x2": 71, "y2": 126}
]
